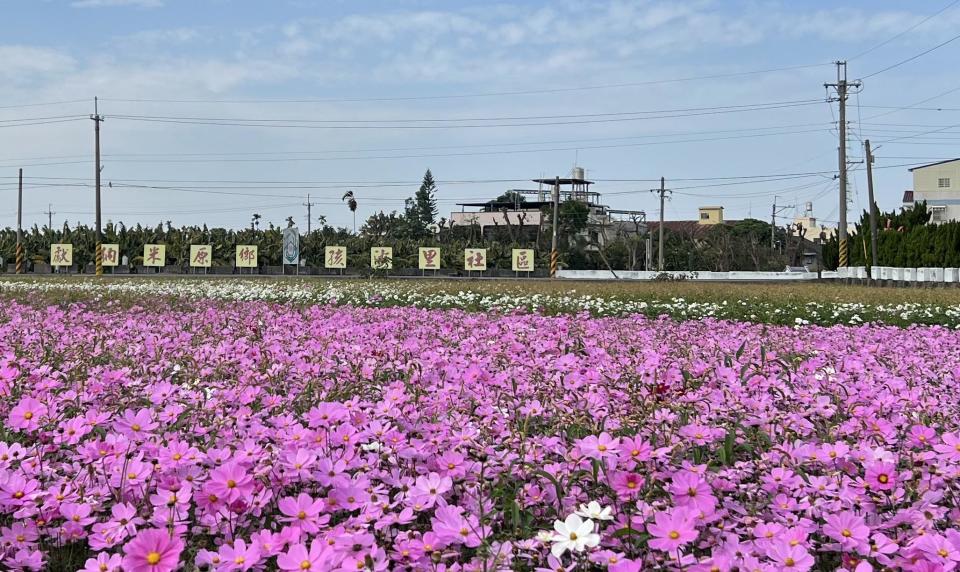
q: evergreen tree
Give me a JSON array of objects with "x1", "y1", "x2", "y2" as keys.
[{"x1": 412, "y1": 169, "x2": 439, "y2": 232}]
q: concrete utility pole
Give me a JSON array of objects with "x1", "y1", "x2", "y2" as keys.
[
  {"x1": 16, "y1": 169, "x2": 23, "y2": 274},
  {"x1": 865, "y1": 139, "x2": 879, "y2": 275},
  {"x1": 550, "y1": 176, "x2": 560, "y2": 278},
  {"x1": 651, "y1": 177, "x2": 670, "y2": 271},
  {"x1": 303, "y1": 194, "x2": 314, "y2": 234},
  {"x1": 45, "y1": 204, "x2": 55, "y2": 230},
  {"x1": 771, "y1": 197, "x2": 795, "y2": 251},
  {"x1": 825, "y1": 62, "x2": 861, "y2": 268},
  {"x1": 91, "y1": 97, "x2": 104, "y2": 276}
]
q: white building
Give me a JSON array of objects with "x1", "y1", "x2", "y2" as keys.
[{"x1": 903, "y1": 158, "x2": 960, "y2": 223}]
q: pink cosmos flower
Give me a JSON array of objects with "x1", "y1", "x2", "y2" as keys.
[
  {"x1": 647, "y1": 508, "x2": 698, "y2": 552},
  {"x1": 767, "y1": 542, "x2": 814, "y2": 571},
  {"x1": 122, "y1": 528, "x2": 184, "y2": 572},
  {"x1": 576, "y1": 432, "x2": 620, "y2": 460},
  {"x1": 8, "y1": 397, "x2": 46, "y2": 431},
  {"x1": 6, "y1": 548, "x2": 44, "y2": 571},
  {"x1": 610, "y1": 471, "x2": 645, "y2": 498},
  {"x1": 865, "y1": 461, "x2": 897, "y2": 491},
  {"x1": 217, "y1": 538, "x2": 262, "y2": 571},
  {"x1": 823, "y1": 511, "x2": 870, "y2": 551},
  {"x1": 431, "y1": 505, "x2": 483, "y2": 548},
  {"x1": 934, "y1": 432, "x2": 960, "y2": 462},
  {"x1": 82, "y1": 552, "x2": 123, "y2": 572},
  {"x1": 277, "y1": 539, "x2": 334, "y2": 572},
  {"x1": 206, "y1": 461, "x2": 255, "y2": 504},
  {"x1": 278, "y1": 493, "x2": 327, "y2": 533},
  {"x1": 669, "y1": 471, "x2": 716, "y2": 512}
]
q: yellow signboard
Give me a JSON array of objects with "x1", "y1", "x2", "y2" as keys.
[
  {"x1": 190, "y1": 245, "x2": 212, "y2": 268},
  {"x1": 143, "y1": 244, "x2": 166, "y2": 267},
  {"x1": 101, "y1": 244, "x2": 120, "y2": 267},
  {"x1": 50, "y1": 244, "x2": 73, "y2": 267},
  {"x1": 464, "y1": 248, "x2": 487, "y2": 271},
  {"x1": 419, "y1": 247, "x2": 441, "y2": 270},
  {"x1": 325, "y1": 246, "x2": 347, "y2": 269},
  {"x1": 371, "y1": 247, "x2": 393, "y2": 270},
  {"x1": 236, "y1": 245, "x2": 258, "y2": 268},
  {"x1": 512, "y1": 249, "x2": 535, "y2": 272}
]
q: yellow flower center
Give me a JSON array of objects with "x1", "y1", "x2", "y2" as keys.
[
  {"x1": 940, "y1": 549, "x2": 950, "y2": 557},
  {"x1": 842, "y1": 529, "x2": 852, "y2": 538},
  {"x1": 627, "y1": 481, "x2": 636, "y2": 489},
  {"x1": 234, "y1": 557, "x2": 245, "y2": 564},
  {"x1": 146, "y1": 552, "x2": 161, "y2": 565},
  {"x1": 99, "y1": 565, "x2": 108, "y2": 572},
  {"x1": 598, "y1": 445, "x2": 607, "y2": 452},
  {"x1": 569, "y1": 532, "x2": 578, "y2": 540},
  {"x1": 23, "y1": 412, "x2": 33, "y2": 420},
  {"x1": 172, "y1": 453, "x2": 182, "y2": 461},
  {"x1": 669, "y1": 531, "x2": 680, "y2": 540},
  {"x1": 785, "y1": 557, "x2": 795, "y2": 566},
  {"x1": 300, "y1": 560, "x2": 311, "y2": 570},
  {"x1": 226, "y1": 479, "x2": 237, "y2": 489},
  {"x1": 298, "y1": 511, "x2": 307, "y2": 520},
  {"x1": 878, "y1": 474, "x2": 889, "y2": 484},
  {"x1": 13, "y1": 491, "x2": 24, "y2": 499},
  {"x1": 131, "y1": 424, "x2": 141, "y2": 431}
]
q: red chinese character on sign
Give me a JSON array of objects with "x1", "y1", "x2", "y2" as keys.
[
  {"x1": 193, "y1": 249, "x2": 209, "y2": 266},
  {"x1": 147, "y1": 246, "x2": 162, "y2": 264},
  {"x1": 239, "y1": 247, "x2": 255, "y2": 263},
  {"x1": 103, "y1": 247, "x2": 117, "y2": 264},
  {"x1": 53, "y1": 246, "x2": 69, "y2": 264},
  {"x1": 467, "y1": 251, "x2": 484, "y2": 269},
  {"x1": 518, "y1": 251, "x2": 530, "y2": 270},
  {"x1": 331, "y1": 249, "x2": 344, "y2": 264},
  {"x1": 423, "y1": 249, "x2": 437, "y2": 266},
  {"x1": 374, "y1": 250, "x2": 390, "y2": 267}
]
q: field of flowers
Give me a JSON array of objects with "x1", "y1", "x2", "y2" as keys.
[
  {"x1": 2, "y1": 287, "x2": 960, "y2": 571},
  {"x1": 2, "y1": 277, "x2": 960, "y2": 326}
]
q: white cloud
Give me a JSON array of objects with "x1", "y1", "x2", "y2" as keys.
[
  {"x1": 72, "y1": 0, "x2": 163, "y2": 8},
  {"x1": 0, "y1": 46, "x2": 75, "y2": 84}
]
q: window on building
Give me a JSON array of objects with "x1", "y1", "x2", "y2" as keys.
[
  {"x1": 700, "y1": 212, "x2": 710, "y2": 220},
  {"x1": 939, "y1": 178, "x2": 951, "y2": 188},
  {"x1": 931, "y1": 206, "x2": 947, "y2": 222}
]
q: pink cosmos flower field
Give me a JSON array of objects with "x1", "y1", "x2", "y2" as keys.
[{"x1": 1, "y1": 298, "x2": 959, "y2": 571}]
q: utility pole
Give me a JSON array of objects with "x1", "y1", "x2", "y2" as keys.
[
  {"x1": 550, "y1": 176, "x2": 560, "y2": 278},
  {"x1": 865, "y1": 139, "x2": 879, "y2": 275},
  {"x1": 303, "y1": 194, "x2": 314, "y2": 234},
  {"x1": 650, "y1": 177, "x2": 670, "y2": 271},
  {"x1": 16, "y1": 169, "x2": 23, "y2": 274},
  {"x1": 91, "y1": 97, "x2": 104, "y2": 276},
  {"x1": 825, "y1": 61, "x2": 861, "y2": 268},
  {"x1": 44, "y1": 204, "x2": 55, "y2": 230},
  {"x1": 771, "y1": 197, "x2": 795, "y2": 251}
]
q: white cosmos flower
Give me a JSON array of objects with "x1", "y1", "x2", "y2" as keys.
[
  {"x1": 574, "y1": 501, "x2": 613, "y2": 521},
  {"x1": 535, "y1": 530, "x2": 554, "y2": 543},
  {"x1": 360, "y1": 441, "x2": 382, "y2": 452},
  {"x1": 549, "y1": 514, "x2": 600, "y2": 557}
]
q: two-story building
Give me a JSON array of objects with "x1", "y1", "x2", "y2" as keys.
[{"x1": 903, "y1": 158, "x2": 960, "y2": 222}]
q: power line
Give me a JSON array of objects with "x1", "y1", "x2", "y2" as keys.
[
  {"x1": 106, "y1": 100, "x2": 825, "y2": 130},
  {"x1": 0, "y1": 99, "x2": 89, "y2": 111},
  {"x1": 859, "y1": 31, "x2": 960, "y2": 79},
  {"x1": 848, "y1": 0, "x2": 960, "y2": 61},
  {"x1": 98, "y1": 62, "x2": 831, "y2": 104}
]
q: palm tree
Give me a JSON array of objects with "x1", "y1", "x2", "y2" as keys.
[
  {"x1": 251, "y1": 213, "x2": 261, "y2": 231},
  {"x1": 342, "y1": 191, "x2": 358, "y2": 233}
]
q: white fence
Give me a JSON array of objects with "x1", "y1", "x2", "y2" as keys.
[
  {"x1": 558, "y1": 267, "x2": 960, "y2": 284},
  {"x1": 558, "y1": 270, "x2": 839, "y2": 281}
]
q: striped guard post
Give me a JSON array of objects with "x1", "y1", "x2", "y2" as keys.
[
  {"x1": 550, "y1": 250, "x2": 558, "y2": 278},
  {"x1": 15, "y1": 243, "x2": 23, "y2": 274},
  {"x1": 839, "y1": 238, "x2": 848, "y2": 268},
  {"x1": 96, "y1": 243, "x2": 103, "y2": 276}
]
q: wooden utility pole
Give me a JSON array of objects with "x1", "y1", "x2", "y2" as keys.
[
  {"x1": 825, "y1": 62, "x2": 860, "y2": 268},
  {"x1": 865, "y1": 139, "x2": 879, "y2": 275},
  {"x1": 651, "y1": 177, "x2": 669, "y2": 271},
  {"x1": 91, "y1": 97, "x2": 104, "y2": 276},
  {"x1": 16, "y1": 169, "x2": 23, "y2": 274},
  {"x1": 550, "y1": 176, "x2": 559, "y2": 278}
]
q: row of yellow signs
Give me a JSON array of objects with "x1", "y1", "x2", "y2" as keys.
[
  {"x1": 49, "y1": 244, "x2": 259, "y2": 268},
  {"x1": 48, "y1": 244, "x2": 537, "y2": 271}
]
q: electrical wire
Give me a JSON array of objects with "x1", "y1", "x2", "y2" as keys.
[
  {"x1": 848, "y1": 0, "x2": 960, "y2": 61},
  {"x1": 860, "y1": 30, "x2": 960, "y2": 79}
]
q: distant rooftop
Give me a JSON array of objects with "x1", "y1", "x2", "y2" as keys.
[
  {"x1": 531, "y1": 177, "x2": 594, "y2": 186},
  {"x1": 908, "y1": 158, "x2": 960, "y2": 171}
]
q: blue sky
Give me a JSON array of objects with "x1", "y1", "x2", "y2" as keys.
[{"x1": 2, "y1": 0, "x2": 959, "y2": 231}]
